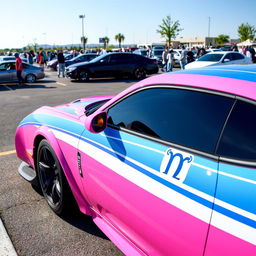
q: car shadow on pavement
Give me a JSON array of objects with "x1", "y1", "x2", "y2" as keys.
[
  {"x1": 31, "y1": 184, "x2": 109, "y2": 240},
  {"x1": 70, "y1": 77, "x2": 141, "y2": 84},
  {"x1": 61, "y1": 210, "x2": 109, "y2": 240},
  {"x1": 38, "y1": 79, "x2": 57, "y2": 84},
  {"x1": 16, "y1": 84, "x2": 57, "y2": 90}
]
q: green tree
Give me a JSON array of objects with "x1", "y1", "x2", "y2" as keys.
[
  {"x1": 103, "y1": 36, "x2": 110, "y2": 49},
  {"x1": 215, "y1": 34, "x2": 230, "y2": 45},
  {"x1": 115, "y1": 33, "x2": 125, "y2": 48},
  {"x1": 237, "y1": 23, "x2": 256, "y2": 41},
  {"x1": 156, "y1": 15, "x2": 182, "y2": 46},
  {"x1": 81, "y1": 36, "x2": 88, "y2": 50}
]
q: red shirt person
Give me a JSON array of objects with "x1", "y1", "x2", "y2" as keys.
[{"x1": 14, "y1": 53, "x2": 23, "y2": 85}]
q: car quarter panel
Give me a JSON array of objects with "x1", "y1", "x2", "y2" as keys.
[
  {"x1": 77, "y1": 126, "x2": 218, "y2": 255},
  {"x1": 205, "y1": 162, "x2": 256, "y2": 256},
  {"x1": 15, "y1": 107, "x2": 93, "y2": 215}
]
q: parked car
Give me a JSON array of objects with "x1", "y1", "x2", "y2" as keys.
[
  {"x1": 63, "y1": 53, "x2": 98, "y2": 67},
  {"x1": 47, "y1": 53, "x2": 78, "y2": 70},
  {"x1": 172, "y1": 49, "x2": 182, "y2": 67},
  {"x1": 0, "y1": 55, "x2": 28, "y2": 63},
  {"x1": 65, "y1": 52, "x2": 159, "y2": 81},
  {"x1": 185, "y1": 51, "x2": 252, "y2": 69},
  {"x1": 151, "y1": 48, "x2": 164, "y2": 66},
  {"x1": 0, "y1": 61, "x2": 45, "y2": 83},
  {"x1": 133, "y1": 49, "x2": 149, "y2": 57},
  {"x1": 15, "y1": 64, "x2": 256, "y2": 256}
]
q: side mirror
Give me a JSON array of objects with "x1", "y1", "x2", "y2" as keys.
[
  {"x1": 85, "y1": 112, "x2": 107, "y2": 133},
  {"x1": 223, "y1": 58, "x2": 230, "y2": 63}
]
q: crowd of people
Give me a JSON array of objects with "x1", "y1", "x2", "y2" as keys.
[
  {"x1": 161, "y1": 44, "x2": 256, "y2": 72},
  {"x1": 161, "y1": 46, "x2": 205, "y2": 71},
  {"x1": 1, "y1": 43, "x2": 256, "y2": 85}
]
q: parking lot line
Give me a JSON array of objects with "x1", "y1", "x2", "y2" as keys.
[
  {"x1": 56, "y1": 82, "x2": 67, "y2": 86},
  {"x1": 0, "y1": 150, "x2": 16, "y2": 157},
  {"x1": 0, "y1": 218, "x2": 18, "y2": 256}
]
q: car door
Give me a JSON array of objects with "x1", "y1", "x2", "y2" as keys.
[
  {"x1": 89, "y1": 55, "x2": 113, "y2": 77},
  {"x1": 232, "y1": 52, "x2": 247, "y2": 64},
  {"x1": 78, "y1": 86, "x2": 235, "y2": 255},
  {"x1": 9, "y1": 62, "x2": 19, "y2": 81},
  {"x1": 205, "y1": 99, "x2": 256, "y2": 256},
  {"x1": 0, "y1": 63, "x2": 12, "y2": 82},
  {"x1": 222, "y1": 53, "x2": 234, "y2": 65}
]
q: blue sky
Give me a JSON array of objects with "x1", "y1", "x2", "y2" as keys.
[{"x1": 1, "y1": 0, "x2": 255, "y2": 49}]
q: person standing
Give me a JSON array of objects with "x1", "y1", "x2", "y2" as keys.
[
  {"x1": 57, "y1": 49, "x2": 65, "y2": 78},
  {"x1": 28, "y1": 50, "x2": 34, "y2": 65},
  {"x1": 249, "y1": 46, "x2": 256, "y2": 63},
  {"x1": 179, "y1": 46, "x2": 188, "y2": 70},
  {"x1": 161, "y1": 47, "x2": 168, "y2": 72},
  {"x1": 14, "y1": 53, "x2": 23, "y2": 86},
  {"x1": 166, "y1": 49, "x2": 174, "y2": 72}
]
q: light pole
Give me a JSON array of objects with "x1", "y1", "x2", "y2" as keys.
[{"x1": 79, "y1": 14, "x2": 85, "y2": 50}]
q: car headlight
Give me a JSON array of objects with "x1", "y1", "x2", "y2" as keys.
[{"x1": 68, "y1": 67, "x2": 77, "y2": 72}]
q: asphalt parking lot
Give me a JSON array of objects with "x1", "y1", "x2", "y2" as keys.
[{"x1": 0, "y1": 70, "x2": 140, "y2": 256}]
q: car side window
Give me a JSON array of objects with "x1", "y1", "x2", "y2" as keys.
[
  {"x1": 107, "y1": 87, "x2": 234, "y2": 153},
  {"x1": 109, "y1": 55, "x2": 120, "y2": 64},
  {"x1": 233, "y1": 53, "x2": 244, "y2": 60},
  {"x1": 217, "y1": 100, "x2": 256, "y2": 161},
  {"x1": 225, "y1": 53, "x2": 232, "y2": 61},
  {"x1": 0, "y1": 63, "x2": 7, "y2": 70}
]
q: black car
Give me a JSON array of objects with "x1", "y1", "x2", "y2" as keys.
[
  {"x1": 65, "y1": 52, "x2": 159, "y2": 81},
  {"x1": 65, "y1": 53, "x2": 98, "y2": 67}
]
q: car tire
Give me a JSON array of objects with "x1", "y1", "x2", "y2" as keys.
[
  {"x1": 25, "y1": 74, "x2": 36, "y2": 83},
  {"x1": 133, "y1": 67, "x2": 146, "y2": 80},
  {"x1": 37, "y1": 139, "x2": 75, "y2": 215},
  {"x1": 78, "y1": 71, "x2": 89, "y2": 81}
]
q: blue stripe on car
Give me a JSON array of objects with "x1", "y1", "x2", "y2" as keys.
[{"x1": 19, "y1": 114, "x2": 256, "y2": 228}]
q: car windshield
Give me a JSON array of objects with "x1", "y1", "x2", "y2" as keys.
[
  {"x1": 89, "y1": 54, "x2": 105, "y2": 63},
  {"x1": 198, "y1": 54, "x2": 224, "y2": 62},
  {"x1": 153, "y1": 50, "x2": 163, "y2": 56}
]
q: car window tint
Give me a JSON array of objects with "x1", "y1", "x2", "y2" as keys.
[
  {"x1": 232, "y1": 53, "x2": 244, "y2": 60},
  {"x1": 107, "y1": 88, "x2": 234, "y2": 153},
  {"x1": 217, "y1": 100, "x2": 256, "y2": 161},
  {"x1": 109, "y1": 55, "x2": 120, "y2": 64},
  {"x1": 225, "y1": 53, "x2": 233, "y2": 60},
  {"x1": 0, "y1": 64, "x2": 7, "y2": 70},
  {"x1": 10, "y1": 63, "x2": 16, "y2": 70}
]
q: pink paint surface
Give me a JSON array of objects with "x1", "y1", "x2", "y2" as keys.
[{"x1": 205, "y1": 225, "x2": 256, "y2": 256}]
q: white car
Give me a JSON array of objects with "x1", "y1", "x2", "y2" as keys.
[
  {"x1": 172, "y1": 49, "x2": 182, "y2": 67},
  {"x1": 185, "y1": 51, "x2": 252, "y2": 70}
]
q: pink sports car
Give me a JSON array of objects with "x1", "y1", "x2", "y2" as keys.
[{"x1": 15, "y1": 64, "x2": 256, "y2": 256}]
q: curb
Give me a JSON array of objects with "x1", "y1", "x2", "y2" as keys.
[{"x1": 0, "y1": 218, "x2": 18, "y2": 256}]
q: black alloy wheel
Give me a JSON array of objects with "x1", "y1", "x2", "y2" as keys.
[
  {"x1": 133, "y1": 67, "x2": 146, "y2": 80},
  {"x1": 79, "y1": 71, "x2": 89, "y2": 81},
  {"x1": 37, "y1": 139, "x2": 73, "y2": 215}
]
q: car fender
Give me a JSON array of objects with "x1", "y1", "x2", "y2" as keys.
[{"x1": 33, "y1": 125, "x2": 93, "y2": 216}]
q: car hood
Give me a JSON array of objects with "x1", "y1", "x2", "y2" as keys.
[
  {"x1": 68, "y1": 61, "x2": 91, "y2": 68},
  {"x1": 185, "y1": 61, "x2": 218, "y2": 69},
  {"x1": 48, "y1": 59, "x2": 57, "y2": 65},
  {"x1": 54, "y1": 95, "x2": 114, "y2": 117}
]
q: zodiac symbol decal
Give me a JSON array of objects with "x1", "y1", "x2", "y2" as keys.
[{"x1": 160, "y1": 149, "x2": 193, "y2": 183}]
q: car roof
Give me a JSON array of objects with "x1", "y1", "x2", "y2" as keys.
[
  {"x1": 124, "y1": 64, "x2": 256, "y2": 101},
  {"x1": 0, "y1": 60, "x2": 16, "y2": 63},
  {"x1": 0, "y1": 60, "x2": 31, "y2": 65},
  {"x1": 206, "y1": 51, "x2": 238, "y2": 54}
]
